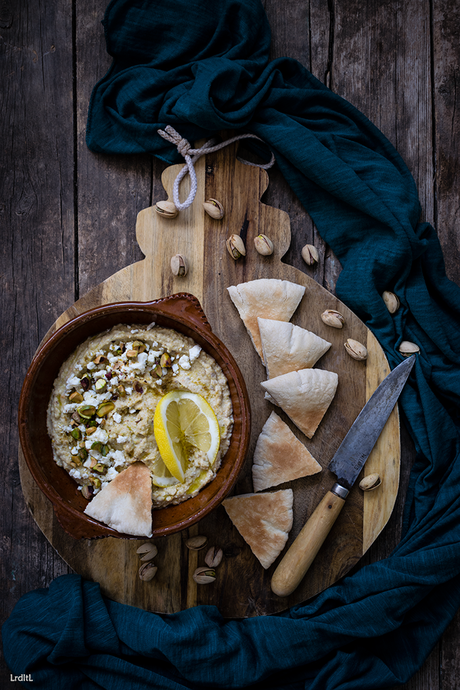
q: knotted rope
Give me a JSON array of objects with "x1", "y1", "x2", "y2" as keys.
[{"x1": 157, "y1": 126, "x2": 275, "y2": 211}]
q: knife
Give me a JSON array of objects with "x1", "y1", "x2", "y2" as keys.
[{"x1": 271, "y1": 355, "x2": 416, "y2": 597}]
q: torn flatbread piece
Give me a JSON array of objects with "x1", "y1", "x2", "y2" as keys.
[
  {"x1": 261, "y1": 368, "x2": 338, "y2": 439},
  {"x1": 252, "y1": 412, "x2": 321, "y2": 491},
  {"x1": 227, "y1": 279, "x2": 305, "y2": 359},
  {"x1": 84, "y1": 461, "x2": 152, "y2": 537},
  {"x1": 222, "y1": 489, "x2": 293, "y2": 569},
  {"x1": 258, "y1": 318, "x2": 331, "y2": 379}
]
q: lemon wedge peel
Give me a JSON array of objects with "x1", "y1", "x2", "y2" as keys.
[{"x1": 154, "y1": 391, "x2": 221, "y2": 485}]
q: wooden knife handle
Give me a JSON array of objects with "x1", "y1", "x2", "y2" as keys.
[{"x1": 271, "y1": 489, "x2": 346, "y2": 597}]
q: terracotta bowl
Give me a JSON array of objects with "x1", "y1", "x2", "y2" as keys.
[{"x1": 18, "y1": 293, "x2": 251, "y2": 540}]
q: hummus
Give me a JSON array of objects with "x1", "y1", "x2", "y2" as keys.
[{"x1": 47, "y1": 324, "x2": 233, "y2": 508}]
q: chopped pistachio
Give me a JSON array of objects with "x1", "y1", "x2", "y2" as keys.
[
  {"x1": 92, "y1": 463, "x2": 107, "y2": 475},
  {"x1": 78, "y1": 448, "x2": 88, "y2": 461},
  {"x1": 86, "y1": 426, "x2": 98, "y2": 435},
  {"x1": 69, "y1": 391, "x2": 84, "y2": 404},
  {"x1": 91, "y1": 441, "x2": 103, "y2": 453},
  {"x1": 78, "y1": 405, "x2": 96, "y2": 419},
  {"x1": 70, "y1": 428, "x2": 82, "y2": 441},
  {"x1": 88, "y1": 476, "x2": 101, "y2": 489},
  {"x1": 95, "y1": 378, "x2": 107, "y2": 392},
  {"x1": 97, "y1": 401, "x2": 115, "y2": 417},
  {"x1": 160, "y1": 352, "x2": 172, "y2": 368}
]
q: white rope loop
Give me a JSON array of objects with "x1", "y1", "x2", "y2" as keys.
[{"x1": 157, "y1": 125, "x2": 275, "y2": 211}]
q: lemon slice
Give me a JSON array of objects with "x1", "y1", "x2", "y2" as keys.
[
  {"x1": 150, "y1": 454, "x2": 179, "y2": 488},
  {"x1": 154, "y1": 391, "x2": 220, "y2": 484}
]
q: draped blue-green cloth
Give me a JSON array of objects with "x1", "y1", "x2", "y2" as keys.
[{"x1": 5, "y1": 0, "x2": 460, "y2": 687}]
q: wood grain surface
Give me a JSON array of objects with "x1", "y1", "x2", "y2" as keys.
[
  {"x1": 2, "y1": 0, "x2": 460, "y2": 686},
  {"x1": 18, "y1": 145, "x2": 399, "y2": 617}
]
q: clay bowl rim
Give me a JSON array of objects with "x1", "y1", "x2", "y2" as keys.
[{"x1": 18, "y1": 293, "x2": 251, "y2": 540}]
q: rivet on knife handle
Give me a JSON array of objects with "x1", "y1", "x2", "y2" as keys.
[{"x1": 271, "y1": 483, "x2": 348, "y2": 597}]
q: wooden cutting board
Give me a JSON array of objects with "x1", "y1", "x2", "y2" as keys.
[{"x1": 18, "y1": 141, "x2": 399, "y2": 617}]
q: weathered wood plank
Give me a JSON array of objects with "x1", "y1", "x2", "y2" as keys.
[
  {"x1": 75, "y1": 0, "x2": 153, "y2": 296},
  {"x1": 0, "y1": 0, "x2": 76, "y2": 685},
  {"x1": 432, "y1": 2, "x2": 460, "y2": 688}
]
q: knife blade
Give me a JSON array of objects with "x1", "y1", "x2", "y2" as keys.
[{"x1": 271, "y1": 355, "x2": 416, "y2": 597}]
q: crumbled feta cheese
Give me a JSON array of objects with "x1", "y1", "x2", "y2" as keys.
[
  {"x1": 172, "y1": 363, "x2": 179, "y2": 374},
  {"x1": 87, "y1": 361, "x2": 96, "y2": 370},
  {"x1": 111, "y1": 376, "x2": 119, "y2": 386},
  {"x1": 111, "y1": 450, "x2": 126, "y2": 467},
  {"x1": 113, "y1": 412, "x2": 122, "y2": 424},
  {"x1": 88, "y1": 427, "x2": 108, "y2": 444},
  {"x1": 117, "y1": 435, "x2": 128, "y2": 443},
  {"x1": 69, "y1": 468, "x2": 82, "y2": 479},
  {"x1": 130, "y1": 329, "x2": 139, "y2": 334},
  {"x1": 63, "y1": 403, "x2": 78, "y2": 413},
  {"x1": 178, "y1": 355, "x2": 191, "y2": 370},
  {"x1": 65, "y1": 375, "x2": 81, "y2": 392},
  {"x1": 105, "y1": 467, "x2": 118, "y2": 481},
  {"x1": 93, "y1": 370, "x2": 106, "y2": 379},
  {"x1": 189, "y1": 345, "x2": 201, "y2": 363},
  {"x1": 83, "y1": 459, "x2": 92, "y2": 469},
  {"x1": 125, "y1": 386, "x2": 133, "y2": 395},
  {"x1": 70, "y1": 447, "x2": 79, "y2": 456}
]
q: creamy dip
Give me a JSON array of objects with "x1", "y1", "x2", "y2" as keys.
[{"x1": 46, "y1": 324, "x2": 233, "y2": 508}]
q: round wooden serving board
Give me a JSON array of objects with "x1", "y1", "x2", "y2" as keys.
[{"x1": 19, "y1": 141, "x2": 399, "y2": 617}]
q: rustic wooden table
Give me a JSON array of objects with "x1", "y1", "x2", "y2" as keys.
[{"x1": 2, "y1": 1, "x2": 459, "y2": 687}]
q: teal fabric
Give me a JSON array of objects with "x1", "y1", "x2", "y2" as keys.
[{"x1": 5, "y1": 0, "x2": 460, "y2": 687}]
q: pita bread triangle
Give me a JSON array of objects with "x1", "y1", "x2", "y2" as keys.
[
  {"x1": 252, "y1": 412, "x2": 321, "y2": 491},
  {"x1": 227, "y1": 279, "x2": 305, "y2": 359},
  {"x1": 222, "y1": 489, "x2": 293, "y2": 569},
  {"x1": 258, "y1": 318, "x2": 331, "y2": 379},
  {"x1": 84, "y1": 461, "x2": 152, "y2": 537},
  {"x1": 261, "y1": 368, "x2": 338, "y2": 439}
]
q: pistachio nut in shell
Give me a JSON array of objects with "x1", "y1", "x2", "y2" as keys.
[
  {"x1": 170, "y1": 254, "x2": 188, "y2": 277},
  {"x1": 254, "y1": 234, "x2": 274, "y2": 256},
  {"x1": 139, "y1": 562, "x2": 158, "y2": 581},
  {"x1": 382, "y1": 291, "x2": 400, "y2": 314},
  {"x1": 359, "y1": 473, "x2": 382, "y2": 491},
  {"x1": 344, "y1": 338, "x2": 368, "y2": 361},
  {"x1": 226, "y1": 234, "x2": 246, "y2": 260},
  {"x1": 321, "y1": 309, "x2": 345, "y2": 329},
  {"x1": 185, "y1": 535, "x2": 208, "y2": 550},
  {"x1": 136, "y1": 543, "x2": 158, "y2": 562},
  {"x1": 204, "y1": 546, "x2": 223, "y2": 568},
  {"x1": 203, "y1": 198, "x2": 224, "y2": 219},
  {"x1": 301, "y1": 244, "x2": 319, "y2": 266},
  {"x1": 398, "y1": 340, "x2": 420, "y2": 356},
  {"x1": 155, "y1": 200, "x2": 178, "y2": 219},
  {"x1": 193, "y1": 567, "x2": 216, "y2": 584}
]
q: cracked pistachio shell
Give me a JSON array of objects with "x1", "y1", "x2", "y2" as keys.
[
  {"x1": 359, "y1": 473, "x2": 382, "y2": 491},
  {"x1": 321, "y1": 309, "x2": 345, "y2": 329},
  {"x1": 203, "y1": 198, "x2": 224, "y2": 219},
  {"x1": 344, "y1": 338, "x2": 368, "y2": 361},
  {"x1": 136, "y1": 543, "x2": 158, "y2": 562},
  {"x1": 193, "y1": 567, "x2": 216, "y2": 584},
  {"x1": 139, "y1": 562, "x2": 158, "y2": 581},
  {"x1": 254, "y1": 234, "x2": 274, "y2": 256},
  {"x1": 301, "y1": 244, "x2": 319, "y2": 266},
  {"x1": 382, "y1": 291, "x2": 400, "y2": 314},
  {"x1": 155, "y1": 200, "x2": 178, "y2": 218},
  {"x1": 185, "y1": 535, "x2": 208, "y2": 550},
  {"x1": 170, "y1": 254, "x2": 188, "y2": 277},
  {"x1": 226, "y1": 234, "x2": 246, "y2": 260},
  {"x1": 204, "y1": 547, "x2": 223, "y2": 568},
  {"x1": 398, "y1": 341, "x2": 420, "y2": 356}
]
